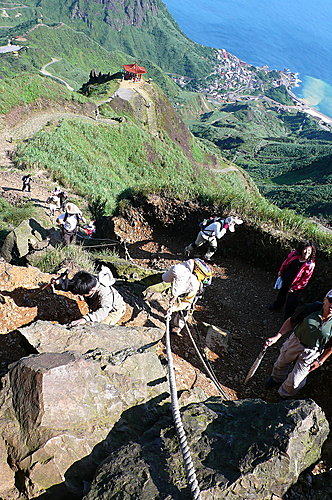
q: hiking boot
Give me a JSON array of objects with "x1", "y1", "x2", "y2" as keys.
[{"x1": 265, "y1": 377, "x2": 282, "y2": 389}]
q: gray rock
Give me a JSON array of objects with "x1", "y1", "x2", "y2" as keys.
[
  {"x1": 1, "y1": 218, "x2": 49, "y2": 262},
  {"x1": 18, "y1": 320, "x2": 163, "y2": 355},
  {"x1": 85, "y1": 398, "x2": 329, "y2": 500},
  {"x1": 0, "y1": 322, "x2": 169, "y2": 499}
]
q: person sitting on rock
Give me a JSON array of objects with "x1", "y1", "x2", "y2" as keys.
[
  {"x1": 21, "y1": 174, "x2": 32, "y2": 192},
  {"x1": 162, "y1": 258, "x2": 212, "y2": 335},
  {"x1": 54, "y1": 267, "x2": 127, "y2": 327},
  {"x1": 56, "y1": 203, "x2": 86, "y2": 246},
  {"x1": 185, "y1": 215, "x2": 243, "y2": 261},
  {"x1": 264, "y1": 288, "x2": 332, "y2": 398}
]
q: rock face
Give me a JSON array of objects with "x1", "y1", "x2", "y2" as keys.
[
  {"x1": 1, "y1": 218, "x2": 49, "y2": 262},
  {"x1": 0, "y1": 322, "x2": 168, "y2": 499},
  {"x1": 85, "y1": 398, "x2": 329, "y2": 500}
]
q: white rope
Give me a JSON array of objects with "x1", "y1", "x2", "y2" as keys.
[
  {"x1": 182, "y1": 316, "x2": 229, "y2": 400},
  {"x1": 165, "y1": 310, "x2": 201, "y2": 500}
]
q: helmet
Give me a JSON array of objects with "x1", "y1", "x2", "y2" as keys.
[{"x1": 193, "y1": 258, "x2": 212, "y2": 286}]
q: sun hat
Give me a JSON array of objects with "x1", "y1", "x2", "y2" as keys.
[
  {"x1": 225, "y1": 216, "x2": 243, "y2": 232},
  {"x1": 65, "y1": 203, "x2": 81, "y2": 215}
]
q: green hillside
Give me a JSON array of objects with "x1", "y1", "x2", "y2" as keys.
[
  {"x1": 1, "y1": 0, "x2": 214, "y2": 82},
  {"x1": 189, "y1": 102, "x2": 332, "y2": 222}
]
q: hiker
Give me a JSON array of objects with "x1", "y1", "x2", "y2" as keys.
[
  {"x1": 53, "y1": 267, "x2": 126, "y2": 327},
  {"x1": 58, "y1": 190, "x2": 68, "y2": 210},
  {"x1": 56, "y1": 203, "x2": 86, "y2": 245},
  {"x1": 264, "y1": 289, "x2": 332, "y2": 398},
  {"x1": 83, "y1": 220, "x2": 96, "y2": 238},
  {"x1": 21, "y1": 174, "x2": 32, "y2": 192},
  {"x1": 162, "y1": 258, "x2": 212, "y2": 335},
  {"x1": 269, "y1": 241, "x2": 316, "y2": 320},
  {"x1": 185, "y1": 215, "x2": 243, "y2": 261},
  {"x1": 47, "y1": 194, "x2": 60, "y2": 217}
]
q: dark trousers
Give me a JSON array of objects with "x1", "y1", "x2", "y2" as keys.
[
  {"x1": 22, "y1": 184, "x2": 31, "y2": 192},
  {"x1": 273, "y1": 287, "x2": 302, "y2": 321},
  {"x1": 62, "y1": 229, "x2": 77, "y2": 246}
]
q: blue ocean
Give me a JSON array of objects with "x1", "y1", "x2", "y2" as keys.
[{"x1": 163, "y1": 0, "x2": 332, "y2": 117}]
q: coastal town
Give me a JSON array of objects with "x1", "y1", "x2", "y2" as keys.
[{"x1": 169, "y1": 48, "x2": 332, "y2": 129}]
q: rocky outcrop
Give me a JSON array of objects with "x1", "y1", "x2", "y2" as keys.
[
  {"x1": 0, "y1": 322, "x2": 169, "y2": 499},
  {"x1": 1, "y1": 218, "x2": 49, "y2": 263},
  {"x1": 85, "y1": 398, "x2": 329, "y2": 500}
]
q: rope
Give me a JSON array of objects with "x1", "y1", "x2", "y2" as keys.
[
  {"x1": 165, "y1": 310, "x2": 201, "y2": 500},
  {"x1": 182, "y1": 316, "x2": 229, "y2": 400}
]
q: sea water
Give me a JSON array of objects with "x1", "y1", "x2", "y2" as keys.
[{"x1": 163, "y1": 0, "x2": 332, "y2": 117}]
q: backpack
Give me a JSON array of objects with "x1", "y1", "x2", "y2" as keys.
[
  {"x1": 193, "y1": 258, "x2": 212, "y2": 286},
  {"x1": 199, "y1": 216, "x2": 222, "y2": 231}
]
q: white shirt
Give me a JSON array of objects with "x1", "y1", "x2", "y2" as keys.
[
  {"x1": 162, "y1": 260, "x2": 200, "y2": 299},
  {"x1": 201, "y1": 220, "x2": 227, "y2": 240},
  {"x1": 57, "y1": 212, "x2": 79, "y2": 232}
]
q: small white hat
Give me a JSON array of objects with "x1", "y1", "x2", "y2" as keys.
[
  {"x1": 65, "y1": 203, "x2": 81, "y2": 215},
  {"x1": 326, "y1": 289, "x2": 332, "y2": 298},
  {"x1": 225, "y1": 216, "x2": 243, "y2": 232}
]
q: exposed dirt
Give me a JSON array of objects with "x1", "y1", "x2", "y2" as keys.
[{"x1": 0, "y1": 174, "x2": 331, "y2": 497}]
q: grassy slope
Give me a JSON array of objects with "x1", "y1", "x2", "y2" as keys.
[{"x1": 11, "y1": 82, "x2": 332, "y2": 252}]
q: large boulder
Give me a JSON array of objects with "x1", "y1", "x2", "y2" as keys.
[
  {"x1": 85, "y1": 398, "x2": 329, "y2": 500},
  {"x1": 1, "y1": 218, "x2": 49, "y2": 262},
  {"x1": 18, "y1": 320, "x2": 163, "y2": 355},
  {"x1": 0, "y1": 322, "x2": 169, "y2": 499}
]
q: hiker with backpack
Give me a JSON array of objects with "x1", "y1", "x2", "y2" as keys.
[
  {"x1": 162, "y1": 258, "x2": 212, "y2": 335},
  {"x1": 185, "y1": 215, "x2": 243, "y2": 261},
  {"x1": 21, "y1": 174, "x2": 32, "y2": 192},
  {"x1": 56, "y1": 203, "x2": 86, "y2": 245},
  {"x1": 53, "y1": 267, "x2": 126, "y2": 327}
]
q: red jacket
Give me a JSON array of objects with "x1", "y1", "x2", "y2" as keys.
[{"x1": 279, "y1": 250, "x2": 315, "y2": 292}]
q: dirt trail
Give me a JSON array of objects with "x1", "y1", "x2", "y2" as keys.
[{"x1": 40, "y1": 58, "x2": 74, "y2": 91}]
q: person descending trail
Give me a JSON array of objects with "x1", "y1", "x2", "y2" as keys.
[
  {"x1": 185, "y1": 215, "x2": 243, "y2": 261},
  {"x1": 265, "y1": 288, "x2": 332, "y2": 398},
  {"x1": 21, "y1": 174, "x2": 32, "y2": 192},
  {"x1": 162, "y1": 258, "x2": 212, "y2": 335},
  {"x1": 56, "y1": 202, "x2": 86, "y2": 246}
]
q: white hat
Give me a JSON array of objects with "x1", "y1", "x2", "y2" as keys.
[
  {"x1": 225, "y1": 216, "x2": 243, "y2": 232},
  {"x1": 325, "y1": 289, "x2": 332, "y2": 298},
  {"x1": 65, "y1": 203, "x2": 81, "y2": 215}
]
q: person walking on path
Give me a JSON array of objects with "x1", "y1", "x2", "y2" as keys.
[
  {"x1": 47, "y1": 194, "x2": 60, "y2": 218},
  {"x1": 264, "y1": 289, "x2": 332, "y2": 398},
  {"x1": 56, "y1": 203, "x2": 86, "y2": 245},
  {"x1": 58, "y1": 190, "x2": 68, "y2": 210},
  {"x1": 54, "y1": 267, "x2": 127, "y2": 327},
  {"x1": 162, "y1": 258, "x2": 212, "y2": 335},
  {"x1": 21, "y1": 174, "x2": 32, "y2": 192},
  {"x1": 185, "y1": 215, "x2": 243, "y2": 261},
  {"x1": 269, "y1": 241, "x2": 316, "y2": 320}
]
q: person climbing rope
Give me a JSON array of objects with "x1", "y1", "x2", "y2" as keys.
[
  {"x1": 162, "y1": 258, "x2": 212, "y2": 335},
  {"x1": 53, "y1": 267, "x2": 127, "y2": 327},
  {"x1": 56, "y1": 202, "x2": 86, "y2": 246},
  {"x1": 184, "y1": 215, "x2": 243, "y2": 261}
]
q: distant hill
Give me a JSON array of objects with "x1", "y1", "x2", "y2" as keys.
[
  {"x1": 0, "y1": 0, "x2": 214, "y2": 82},
  {"x1": 189, "y1": 101, "x2": 332, "y2": 222}
]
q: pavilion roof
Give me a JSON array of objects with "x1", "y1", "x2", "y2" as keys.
[{"x1": 123, "y1": 63, "x2": 146, "y2": 75}]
